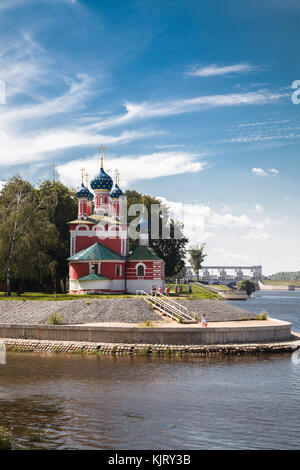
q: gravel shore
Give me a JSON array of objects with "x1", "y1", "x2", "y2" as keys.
[
  {"x1": 177, "y1": 299, "x2": 255, "y2": 321},
  {"x1": 0, "y1": 297, "x2": 254, "y2": 324}
]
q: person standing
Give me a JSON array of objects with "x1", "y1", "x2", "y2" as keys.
[{"x1": 201, "y1": 313, "x2": 208, "y2": 327}]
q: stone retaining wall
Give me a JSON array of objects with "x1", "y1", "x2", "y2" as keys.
[
  {"x1": 0, "y1": 320, "x2": 292, "y2": 345},
  {"x1": 2, "y1": 337, "x2": 300, "y2": 357}
]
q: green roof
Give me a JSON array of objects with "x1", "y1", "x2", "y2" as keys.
[
  {"x1": 128, "y1": 246, "x2": 162, "y2": 261},
  {"x1": 68, "y1": 242, "x2": 124, "y2": 261},
  {"x1": 78, "y1": 273, "x2": 110, "y2": 281}
]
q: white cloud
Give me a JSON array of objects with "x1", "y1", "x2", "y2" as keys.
[
  {"x1": 157, "y1": 196, "x2": 271, "y2": 246},
  {"x1": 252, "y1": 167, "x2": 279, "y2": 176},
  {"x1": 252, "y1": 167, "x2": 268, "y2": 176},
  {"x1": 268, "y1": 168, "x2": 280, "y2": 175},
  {"x1": 57, "y1": 151, "x2": 206, "y2": 188},
  {"x1": 244, "y1": 231, "x2": 270, "y2": 241},
  {"x1": 186, "y1": 63, "x2": 259, "y2": 77}
]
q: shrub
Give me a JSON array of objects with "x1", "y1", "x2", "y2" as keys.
[
  {"x1": 254, "y1": 310, "x2": 268, "y2": 320},
  {"x1": 48, "y1": 312, "x2": 64, "y2": 325},
  {"x1": 0, "y1": 427, "x2": 12, "y2": 450},
  {"x1": 237, "y1": 279, "x2": 256, "y2": 296},
  {"x1": 164, "y1": 347, "x2": 172, "y2": 356},
  {"x1": 111, "y1": 346, "x2": 118, "y2": 355},
  {"x1": 137, "y1": 346, "x2": 150, "y2": 356},
  {"x1": 72, "y1": 348, "x2": 85, "y2": 355}
]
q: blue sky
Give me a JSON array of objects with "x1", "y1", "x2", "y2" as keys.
[{"x1": 0, "y1": 0, "x2": 300, "y2": 274}]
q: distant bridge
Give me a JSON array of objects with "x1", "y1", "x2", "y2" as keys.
[{"x1": 186, "y1": 265, "x2": 262, "y2": 284}]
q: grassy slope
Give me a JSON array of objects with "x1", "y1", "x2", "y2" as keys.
[
  {"x1": 168, "y1": 284, "x2": 220, "y2": 300},
  {"x1": 208, "y1": 284, "x2": 231, "y2": 291}
]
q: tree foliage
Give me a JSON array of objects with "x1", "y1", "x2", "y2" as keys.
[
  {"x1": 0, "y1": 177, "x2": 58, "y2": 295},
  {"x1": 237, "y1": 279, "x2": 256, "y2": 296},
  {"x1": 38, "y1": 180, "x2": 78, "y2": 292},
  {"x1": 125, "y1": 190, "x2": 188, "y2": 278},
  {"x1": 188, "y1": 243, "x2": 207, "y2": 281}
]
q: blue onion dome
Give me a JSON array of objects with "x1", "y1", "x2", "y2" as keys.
[
  {"x1": 110, "y1": 183, "x2": 124, "y2": 199},
  {"x1": 88, "y1": 191, "x2": 94, "y2": 201},
  {"x1": 76, "y1": 183, "x2": 90, "y2": 198},
  {"x1": 90, "y1": 167, "x2": 113, "y2": 191}
]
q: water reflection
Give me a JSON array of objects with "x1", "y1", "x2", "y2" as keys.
[{"x1": 1, "y1": 351, "x2": 300, "y2": 449}]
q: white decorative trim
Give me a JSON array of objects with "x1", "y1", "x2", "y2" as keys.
[{"x1": 135, "y1": 262, "x2": 146, "y2": 277}]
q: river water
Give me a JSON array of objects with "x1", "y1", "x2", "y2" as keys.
[{"x1": 0, "y1": 291, "x2": 300, "y2": 450}]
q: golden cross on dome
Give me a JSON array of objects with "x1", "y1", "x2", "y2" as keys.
[
  {"x1": 80, "y1": 167, "x2": 85, "y2": 185},
  {"x1": 85, "y1": 171, "x2": 89, "y2": 187},
  {"x1": 97, "y1": 144, "x2": 106, "y2": 169}
]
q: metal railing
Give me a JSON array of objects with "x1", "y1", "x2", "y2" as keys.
[{"x1": 136, "y1": 290, "x2": 197, "y2": 323}]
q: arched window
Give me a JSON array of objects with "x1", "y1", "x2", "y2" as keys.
[{"x1": 137, "y1": 265, "x2": 145, "y2": 277}]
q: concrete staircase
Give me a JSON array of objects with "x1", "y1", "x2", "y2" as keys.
[{"x1": 136, "y1": 290, "x2": 197, "y2": 324}]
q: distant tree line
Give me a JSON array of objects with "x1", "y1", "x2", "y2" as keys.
[
  {"x1": 271, "y1": 272, "x2": 300, "y2": 281},
  {"x1": 0, "y1": 178, "x2": 189, "y2": 295}
]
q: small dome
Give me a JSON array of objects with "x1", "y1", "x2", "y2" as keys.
[
  {"x1": 76, "y1": 183, "x2": 90, "y2": 199},
  {"x1": 88, "y1": 191, "x2": 94, "y2": 201},
  {"x1": 110, "y1": 183, "x2": 124, "y2": 199},
  {"x1": 90, "y1": 168, "x2": 113, "y2": 191}
]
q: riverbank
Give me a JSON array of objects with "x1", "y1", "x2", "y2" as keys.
[
  {"x1": 3, "y1": 334, "x2": 300, "y2": 357},
  {"x1": 0, "y1": 297, "x2": 256, "y2": 324},
  {"x1": 0, "y1": 317, "x2": 292, "y2": 347}
]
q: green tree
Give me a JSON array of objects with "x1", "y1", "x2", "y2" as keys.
[
  {"x1": 151, "y1": 220, "x2": 188, "y2": 278},
  {"x1": 188, "y1": 243, "x2": 207, "y2": 281},
  {"x1": 38, "y1": 180, "x2": 78, "y2": 292},
  {"x1": 237, "y1": 279, "x2": 256, "y2": 296},
  {"x1": 0, "y1": 176, "x2": 58, "y2": 295},
  {"x1": 125, "y1": 190, "x2": 188, "y2": 278}
]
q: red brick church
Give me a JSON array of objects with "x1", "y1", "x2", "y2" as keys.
[{"x1": 68, "y1": 146, "x2": 165, "y2": 294}]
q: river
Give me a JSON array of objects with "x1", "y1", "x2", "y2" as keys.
[{"x1": 0, "y1": 291, "x2": 300, "y2": 450}]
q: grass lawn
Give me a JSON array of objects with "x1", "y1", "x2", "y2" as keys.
[
  {"x1": 0, "y1": 284, "x2": 221, "y2": 301},
  {"x1": 0, "y1": 292, "x2": 135, "y2": 301},
  {"x1": 168, "y1": 284, "x2": 220, "y2": 300},
  {"x1": 208, "y1": 284, "x2": 231, "y2": 291}
]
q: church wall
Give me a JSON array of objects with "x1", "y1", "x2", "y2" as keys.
[
  {"x1": 100, "y1": 261, "x2": 126, "y2": 279},
  {"x1": 127, "y1": 279, "x2": 164, "y2": 294},
  {"x1": 69, "y1": 263, "x2": 89, "y2": 280},
  {"x1": 69, "y1": 278, "x2": 125, "y2": 294},
  {"x1": 126, "y1": 261, "x2": 164, "y2": 280},
  {"x1": 75, "y1": 235, "x2": 123, "y2": 255}
]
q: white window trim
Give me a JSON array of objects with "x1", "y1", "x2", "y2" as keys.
[
  {"x1": 136, "y1": 262, "x2": 146, "y2": 278},
  {"x1": 89, "y1": 261, "x2": 100, "y2": 274},
  {"x1": 115, "y1": 264, "x2": 122, "y2": 277}
]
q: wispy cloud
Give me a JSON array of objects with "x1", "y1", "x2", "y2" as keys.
[
  {"x1": 57, "y1": 151, "x2": 206, "y2": 188},
  {"x1": 268, "y1": 168, "x2": 279, "y2": 175},
  {"x1": 0, "y1": 0, "x2": 76, "y2": 10},
  {"x1": 186, "y1": 63, "x2": 260, "y2": 77},
  {"x1": 92, "y1": 91, "x2": 284, "y2": 132},
  {"x1": 252, "y1": 167, "x2": 279, "y2": 176}
]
